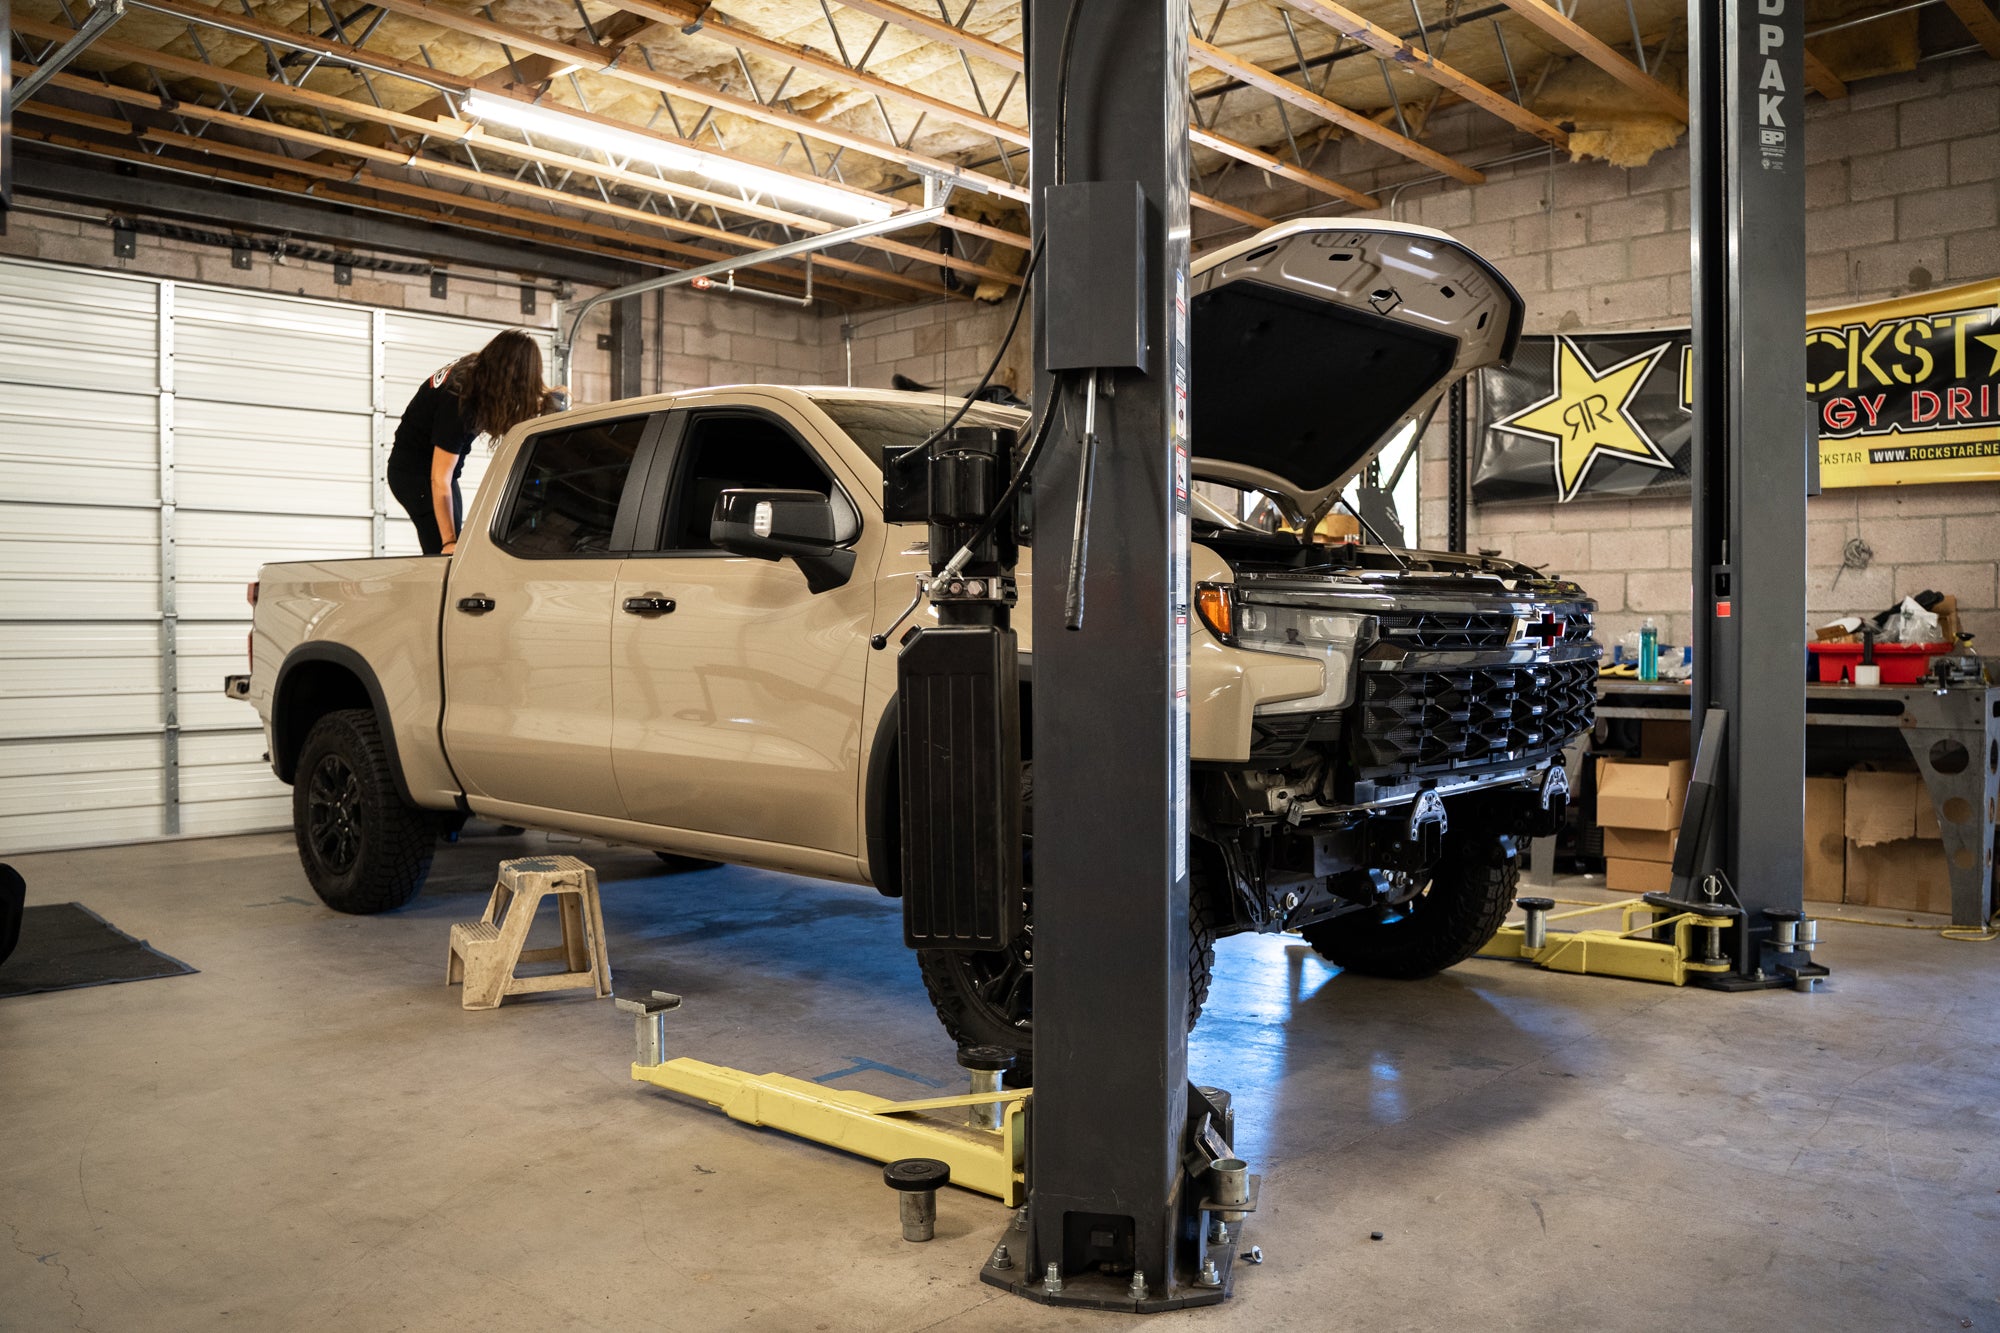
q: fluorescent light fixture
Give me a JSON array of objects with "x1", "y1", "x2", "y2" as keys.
[{"x1": 462, "y1": 94, "x2": 895, "y2": 223}]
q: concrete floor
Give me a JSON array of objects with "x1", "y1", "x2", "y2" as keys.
[{"x1": 3, "y1": 829, "x2": 1997, "y2": 1332}]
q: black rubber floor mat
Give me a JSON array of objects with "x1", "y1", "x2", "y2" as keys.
[{"x1": 0, "y1": 902, "x2": 196, "y2": 998}]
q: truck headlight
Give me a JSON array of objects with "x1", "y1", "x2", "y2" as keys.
[{"x1": 1197, "y1": 584, "x2": 1371, "y2": 714}]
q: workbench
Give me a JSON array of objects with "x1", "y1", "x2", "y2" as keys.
[{"x1": 1590, "y1": 679, "x2": 2000, "y2": 927}]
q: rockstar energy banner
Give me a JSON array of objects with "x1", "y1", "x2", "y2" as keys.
[
  {"x1": 1809, "y1": 281, "x2": 2000, "y2": 486},
  {"x1": 1473, "y1": 276, "x2": 2000, "y2": 504}
]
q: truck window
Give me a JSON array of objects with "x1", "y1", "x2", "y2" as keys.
[
  {"x1": 660, "y1": 412, "x2": 838, "y2": 552},
  {"x1": 498, "y1": 415, "x2": 650, "y2": 556}
]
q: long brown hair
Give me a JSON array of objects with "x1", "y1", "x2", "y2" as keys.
[{"x1": 455, "y1": 330, "x2": 548, "y2": 438}]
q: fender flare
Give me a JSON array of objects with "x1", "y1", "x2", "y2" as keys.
[
  {"x1": 272, "y1": 643, "x2": 419, "y2": 807},
  {"x1": 864, "y1": 697, "x2": 901, "y2": 899}
]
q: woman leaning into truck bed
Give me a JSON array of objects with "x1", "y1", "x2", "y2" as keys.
[{"x1": 387, "y1": 329, "x2": 561, "y2": 556}]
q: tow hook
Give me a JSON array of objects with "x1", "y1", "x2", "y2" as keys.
[
  {"x1": 1538, "y1": 764, "x2": 1569, "y2": 813},
  {"x1": 1406, "y1": 790, "x2": 1447, "y2": 864},
  {"x1": 1525, "y1": 765, "x2": 1570, "y2": 837}
]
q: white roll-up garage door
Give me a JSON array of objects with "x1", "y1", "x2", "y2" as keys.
[{"x1": 0, "y1": 256, "x2": 551, "y2": 854}]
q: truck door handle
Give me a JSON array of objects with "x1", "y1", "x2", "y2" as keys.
[
  {"x1": 623, "y1": 595, "x2": 676, "y2": 615},
  {"x1": 456, "y1": 596, "x2": 496, "y2": 614}
]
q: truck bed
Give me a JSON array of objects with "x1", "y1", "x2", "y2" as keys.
[{"x1": 251, "y1": 557, "x2": 461, "y2": 808}]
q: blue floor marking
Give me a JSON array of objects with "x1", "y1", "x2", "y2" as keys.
[{"x1": 810, "y1": 1057, "x2": 947, "y2": 1089}]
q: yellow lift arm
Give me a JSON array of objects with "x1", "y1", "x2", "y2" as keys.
[
  {"x1": 1478, "y1": 899, "x2": 1738, "y2": 985},
  {"x1": 619, "y1": 992, "x2": 1027, "y2": 1204}
]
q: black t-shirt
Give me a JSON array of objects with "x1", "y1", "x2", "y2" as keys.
[{"x1": 387, "y1": 361, "x2": 477, "y2": 485}]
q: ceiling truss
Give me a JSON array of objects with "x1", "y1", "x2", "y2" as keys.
[{"x1": 11, "y1": 0, "x2": 1947, "y2": 305}]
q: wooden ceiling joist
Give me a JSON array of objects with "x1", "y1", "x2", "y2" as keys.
[
  {"x1": 1191, "y1": 36, "x2": 1484, "y2": 184},
  {"x1": 1801, "y1": 47, "x2": 1848, "y2": 100},
  {"x1": 1280, "y1": 0, "x2": 1568, "y2": 149},
  {"x1": 1191, "y1": 192, "x2": 1273, "y2": 229},
  {"x1": 1494, "y1": 0, "x2": 1689, "y2": 120},
  {"x1": 1942, "y1": 0, "x2": 2000, "y2": 60},
  {"x1": 1190, "y1": 126, "x2": 1380, "y2": 210},
  {"x1": 829, "y1": 0, "x2": 1023, "y2": 74}
]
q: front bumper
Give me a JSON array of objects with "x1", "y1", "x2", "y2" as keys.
[{"x1": 1231, "y1": 582, "x2": 1600, "y2": 808}]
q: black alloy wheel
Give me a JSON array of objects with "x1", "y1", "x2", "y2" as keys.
[{"x1": 306, "y1": 752, "x2": 364, "y2": 875}]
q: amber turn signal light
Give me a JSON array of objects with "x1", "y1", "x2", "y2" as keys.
[{"x1": 1194, "y1": 583, "x2": 1235, "y2": 644}]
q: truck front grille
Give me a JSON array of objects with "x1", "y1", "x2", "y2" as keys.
[
  {"x1": 1373, "y1": 610, "x2": 1517, "y2": 650},
  {"x1": 1354, "y1": 658, "x2": 1596, "y2": 771},
  {"x1": 1370, "y1": 607, "x2": 1596, "y2": 652}
]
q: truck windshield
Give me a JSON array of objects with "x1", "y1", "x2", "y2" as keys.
[{"x1": 812, "y1": 398, "x2": 1027, "y2": 467}]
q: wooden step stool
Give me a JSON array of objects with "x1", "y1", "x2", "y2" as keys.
[{"x1": 447, "y1": 854, "x2": 611, "y2": 1010}]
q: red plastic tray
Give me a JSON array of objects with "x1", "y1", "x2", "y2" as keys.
[{"x1": 1808, "y1": 641, "x2": 1949, "y2": 685}]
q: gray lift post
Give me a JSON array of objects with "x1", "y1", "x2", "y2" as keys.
[
  {"x1": 1683, "y1": 0, "x2": 1810, "y2": 977},
  {"x1": 980, "y1": 0, "x2": 1227, "y2": 1312}
]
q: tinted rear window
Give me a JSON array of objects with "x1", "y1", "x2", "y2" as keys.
[{"x1": 498, "y1": 415, "x2": 648, "y2": 555}]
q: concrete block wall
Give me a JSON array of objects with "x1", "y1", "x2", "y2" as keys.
[
  {"x1": 653, "y1": 288, "x2": 825, "y2": 393},
  {"x1": 1206, "y1": 54, "x2": 2000, "y2": 654},
  {"x1": 823, "y1": 294, "x2": 1030, "y2": 398}
]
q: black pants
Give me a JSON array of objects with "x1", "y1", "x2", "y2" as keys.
[{"x1": 388, "y1": 470, "x2": 463, "y2": 556}]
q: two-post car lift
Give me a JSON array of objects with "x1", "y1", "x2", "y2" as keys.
[{"x1": 610, "y1": 0, "x2": 1831, "y2": 1314}]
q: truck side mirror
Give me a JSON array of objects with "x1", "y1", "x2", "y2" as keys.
[{"x1": 710, "y1": 489, "x2": 856, "y2": 594}]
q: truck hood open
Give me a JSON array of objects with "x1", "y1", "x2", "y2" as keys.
[{"x1": 1189, "y1": 218, "x2": 1523, "y2": 520}]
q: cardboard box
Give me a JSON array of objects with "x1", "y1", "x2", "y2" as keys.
[
  {"x1": 1804, "y1": 775, "x2": 1845, "y2": 904},
  {"x1": 1845, "y1": 767, "x2": 1918, "y2": 846},
  {"x1": 1603, "y1": 826, "x2": 1677, "y2": 863},
  {"x1": 1594, "y1": 758, "x2": 1690, "y2": 831},
  {"x1": 1605, "y1": 857, "x2": 1674, "y2": 895},
  {"x1": 1639, "y1": 718, "x2": 1691, "y2": 761},
  {"x1": 1915, "y1": 784, "x2": 1941, "y2": 839},
  {"x1": 1845, "y1": 838, "x2": 1951, "y2": 915}
]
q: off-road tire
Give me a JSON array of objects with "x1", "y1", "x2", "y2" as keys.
[
  {"x1": 292, "y1": 709, "x2": 437, "y2": 914},
  {"x1": 653, "y1": 852, "x2": 722, "y2": 873},
  {"x1": 1299, "y1": 834, "x2": 1517, "y2": 979}
]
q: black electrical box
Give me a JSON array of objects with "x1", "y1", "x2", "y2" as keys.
[
  {"x1": 1042, "y1": 179, "x2": 1149, "y2": 372},
  {"x1": 898, "y1": 625, "x2": 1023, "y2": 951}
]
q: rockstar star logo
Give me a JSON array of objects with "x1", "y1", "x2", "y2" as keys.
[
  {"x1": 1493, "y1": 337, "x2": 1674, "y2": 501},
  {"x1": 1973, "y1": 323, "x2": 2000, "y2": 377}
]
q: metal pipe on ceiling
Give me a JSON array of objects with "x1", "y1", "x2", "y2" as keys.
[
  {"x1": 553, "y1": 203, "x2": 945, "y2": 384},
  {"x1": 1808, "y1": 0, "x2": 1944, "y2": 39}
]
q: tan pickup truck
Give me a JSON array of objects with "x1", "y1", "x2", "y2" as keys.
[{"x1": 233, "y1": 219, "x2": 1596, "y2": 1056}]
